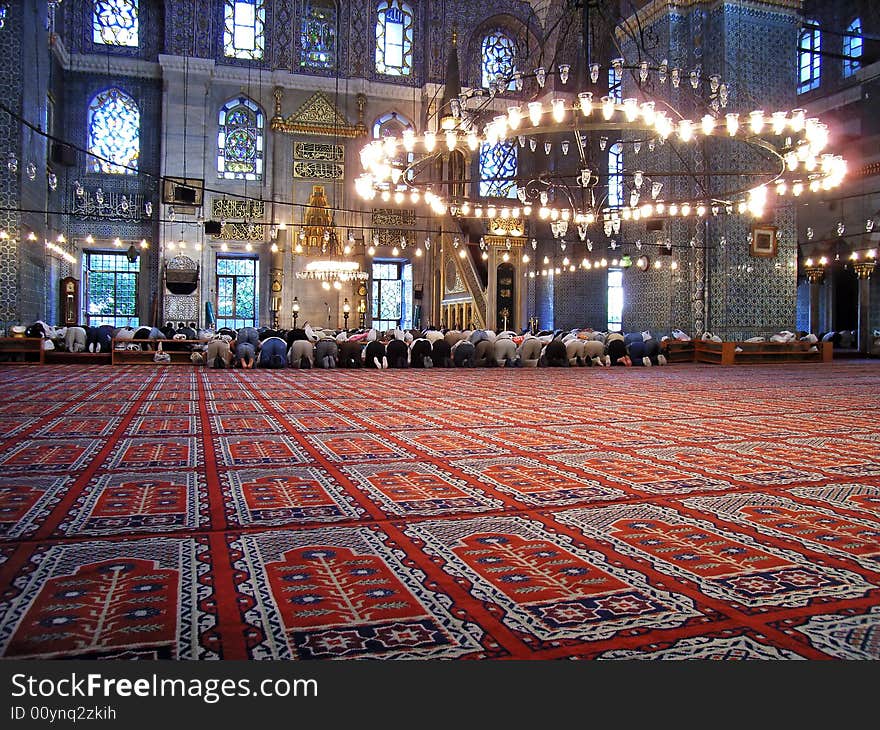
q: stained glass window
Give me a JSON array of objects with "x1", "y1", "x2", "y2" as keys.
[
  {"x1": 843, "y1": 18, "x2": 862, "y2": 78},
  {"x1": 216, "y1": 257, "x2": 259, "y2": 330},
  {"x1": 301, "y1": 0, "x2": 337, "y2": 69},
  {"x1": 93, "y1": 0, "x2": 139, "y2": 47},
  {"x1": 85, "y1": 251, "x2": 139, "y2": 328},
  {"x1": 608, "y1": 143, "x2": 623, "y2": 207},
  {"x1": 88, "y1": 88, "x2": 140, "y2": 175},
  {"x1": 371, "y1": 261, "x2": 411, "y2": 332},
  {"x1": 224, "y1": 0, "x2": 265, "y2": 60},
  {"x1": 481, "y1": 31, "x2": 517, "y2": 90},
  {"x1": 376, "y1": 1, "x2": 413, "y2": 77},
  {"x1": 607, "y1": 268, "x2": 623, "y2": 331},
  {"x1": 798, "y1": 20, "x2": 821, "y2": 93},
  {"x1": 479, "y1": 141, "x2": 518, "y2": 198},
  {"x1": 217, "y1": 97, "x2": 264, "y2": 181}
]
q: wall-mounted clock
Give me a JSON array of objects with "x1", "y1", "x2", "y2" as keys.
[
  {"x1": 636, "y1": 255, "x2": 650, "y2": 271},
  {"x1": 357, "y1": 283, "x2": 367, "y2": 296}
]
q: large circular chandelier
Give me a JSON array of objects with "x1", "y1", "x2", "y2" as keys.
[
  {"x1": 356, "y1": 61, "x2": 846, "y2": 232},
  {"x1": 295, "y1": 259, "x2": 368, "y2": 282}
]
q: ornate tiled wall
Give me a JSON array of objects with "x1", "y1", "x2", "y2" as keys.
[
  {"x1": 553, "y1": 269, "x2": 608, "y2": 331},
  {"x1": 0, "y1": 1, "x2": 23, "y2": 327},
  {"x1": 615, "y1": 1, "x2": 800, "y2": 340}
]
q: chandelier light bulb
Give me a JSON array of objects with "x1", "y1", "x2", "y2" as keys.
[
  {"x1": 467, "y1": 130, "x2": 479, "y2": 150},
  {"x1": 790, "y1": 108, "x2": 806, "y2": 133},
  {"x1": 578, "y1": 92, "x2": 593, "y2": 116},
  {"x1": 528, "y1": 101, "x2": 543, "y2": 126},
  {"x1": 725, "y1": 113, "x2": 739, "y2": 136},
  {"x1": 771, "y1": 111, "x2": 788, "y2": 135},
  {"x1": 423, "y1": 131, "x2": 436, "y2": 152},
  {"x1": 552, "y1": 98, "x2": 565, "y2": 123},
  {"x1": 677, "y1": 119, "x2": 694, "y2": 142},
  {"x1": 749, "y1": 110, "x2": 765, "y2": 135},
  {"x1": 623, "y1": 98, "x2": 639, "y2": 122},
  {"x1": 402, "y1": 128, "x2": 415, "y2": 152},
  {"x1": 701, "y1": 114, "x2": 715, "y2": 136},
  {"x1": 640, "y1": 101, "x2": 656, "y2": 126},
  {"x1": 522, "y1": 253, "x2": 529, "y2": 263},
  {"x1": 507, "y1": 106, "x2": 522, "y2": 130},
  {"x1": 601, "y1": 96, "x2": 615, "y2": 121},
  {"x1": 445, "y1": 130, "x2": 457, "y2": 151}
]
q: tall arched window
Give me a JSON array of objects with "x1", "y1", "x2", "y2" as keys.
[
  {"x1": 376, "y1": 1, "x2": 413, "y2": 77},
  {"x1": 481, "y1": 31, "x2": 517, "y2": 90},
  {"x1": 479, "y1": 141, "x2": 517, "y2": 198},
  {"x1": 798, "y1": 20, "x2": 821, "y2": 94},
  {"x1": 608, "y1": 143, "x2": 623, "y2": 208},
  {"x1": 224, "y1": 0, "x2": 266, "y2": 60},
  {"x1": 88, "y1": 88, "x2": 140, "y2": 174},
  {"x1": 217, "y1": 97, "x2": 264, "y2": 180},
  {"x1": 301, "y1": 0, "x2": 337, "y2": 70},
  {"x1": 843, "y1": 18, "x2": 862, "y2": 78},
  {"x1": 93, "y1": 0, "x2": 139, "y2": 47}
]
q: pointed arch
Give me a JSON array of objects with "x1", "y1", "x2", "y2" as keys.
[
  {"x1": 843, "y1": 18, "x2": 862, "y2": 78},
  {"x1": 87, "y1": 88, "x2": 140, "y2": 174},
  {"x1": 217, "y1": 96, "x2": 265, "y2": 181},
  {"x1": 481, "y1": 30, "x2": 518, "y2": 90},
  {"x1": 375, "y1": 1, "x2": 414, "y2": 77}
]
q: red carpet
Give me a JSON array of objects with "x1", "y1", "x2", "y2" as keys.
[{"x1": 0, "y1": 363, "x2": 878, "y2": 659}]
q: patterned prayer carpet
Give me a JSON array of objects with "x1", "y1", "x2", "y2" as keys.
[{"x1": 0, "y1": 362, "x2": 878, "y2": 660}]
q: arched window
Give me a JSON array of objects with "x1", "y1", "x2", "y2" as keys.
[
  {"x1": 373, "y1": 111, "x2": 415, "y2": 178},
  {"x1": 93, "y1": 0, "x2": 139, "y2": 47},
  {"x1": 481, "y1": 31, "x2": 517, "y2": 90},
  {"x1": 88, "y1": 88, "x2": 139, "y2": 174},
  {"x1": 217, "y1": 97, "x2": 264, "y2": 180},
  {"x1": 224, "y1": 0, "x2": 266, "y2": 60},
  {"x1": 301, "y1": 0, "x2": 337, "y2": 69},
  {"x1": 608, "y1": 143, "x2": 623, "y2": 208},
  {"x1": 843, "y1": 18, "x2": 862, "y2": 78},
  {"x1": 798, "y1": 20, "x2": 821, "y2": 93},
  {"x1": 479, "y1": 141, "x2": 517, "y2": 198},
  {"x1": 376, "y1": 1, "x2": 413, "y2": 77}
]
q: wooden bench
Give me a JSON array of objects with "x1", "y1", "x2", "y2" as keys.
[
  {"x1": 663, "y1": 340, "x2": 696, "y2": 363},
  {"x1": 695, "y1": 339, "x2": 832, "y2": 365},
  {"x1": 0, "y1": 337, "x2": 44, "y2": 365},
  {"x1": 111, "y1": 338, "x2": 212, "y2": 366},
  {"x1": 44, "y1": 351, "x2": 112, "y2": 365}
]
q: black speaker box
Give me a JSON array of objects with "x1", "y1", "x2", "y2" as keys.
[
  {"x1": 204, "y1": 220, "x2": 222, "y2": 235},
  {"x1": 645, "y1": 219, "x2": 664, "y2": 232},
  {"x1": 50, "y1": 142, "x2": 76, "y2": 167},
  {"x1": 174, "y1": 185, "x2": 197, "y2": 204}
]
